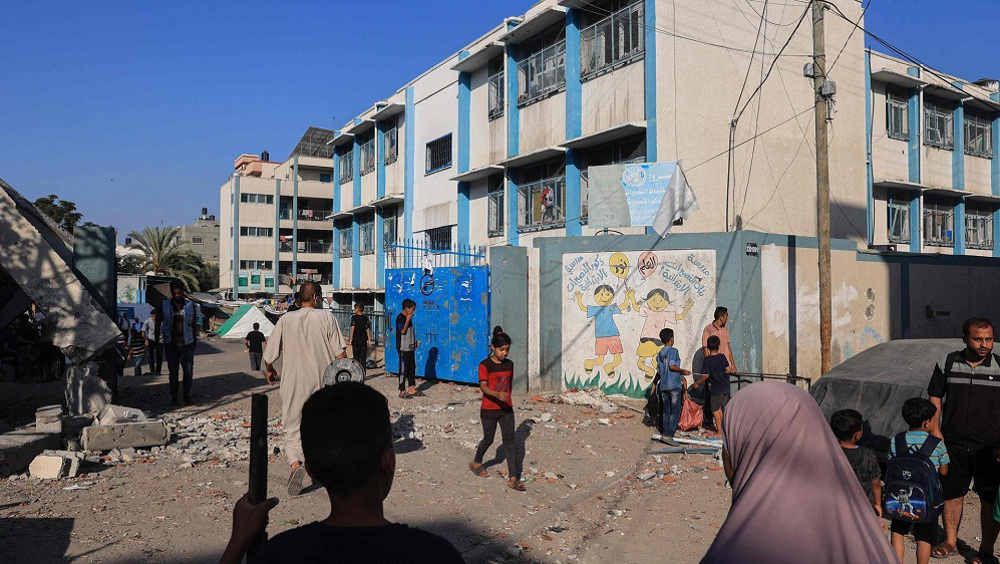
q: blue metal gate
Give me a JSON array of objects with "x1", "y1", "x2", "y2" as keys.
[{"x1": 384, "y1": 242, "x2": 489, "y2": 384}]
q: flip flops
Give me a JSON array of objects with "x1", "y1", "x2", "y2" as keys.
[
  {"x1": 507, "y1": 477, "x2": 526, "y2": 491},
  {"x1": 469, "y1": 462, "x2": 489, "y2": 478}
]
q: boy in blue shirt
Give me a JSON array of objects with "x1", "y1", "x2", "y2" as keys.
[
  {"x1": 693, "y1": 335, "x2": 732, "y2": 431},
  {"x1": 889, "y1": 397, "x2": 950, "y2": 564},
  {"x1": 655, "y1": 328, "x2": 690, "y2": 445}
]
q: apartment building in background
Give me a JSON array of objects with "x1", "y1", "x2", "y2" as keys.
[
  {"x1": 177, "y1": 209, "x2": 220, "y2": 264},
  {"x1": 219, "y1": 129, "x2": 338, "y2": 297},
  {"x1": 867, "y1": 50, "x2": 1000, "y2": 256}
]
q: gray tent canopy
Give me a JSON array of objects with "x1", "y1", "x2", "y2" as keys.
[{"x1": 810, "y1": 338, "x2": 964, "y2": 455}]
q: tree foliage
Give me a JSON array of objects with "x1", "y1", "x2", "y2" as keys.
[
  {"x1": 34, "y1": 194, "x2": 83, "y2": 233},
  {"x1": 116, "y1": 254, "x2": 146, "y2": 274},
  {"x1": 197, "y1": 263, "x2": 220, "y2": 293},
  {"x1": 127, "y1": 226, "x2": 204, "y2": 291}
]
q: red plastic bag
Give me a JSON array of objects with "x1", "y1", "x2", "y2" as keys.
[{"x1": 679, "y1": 397, "x2": 704, "y2": 431}]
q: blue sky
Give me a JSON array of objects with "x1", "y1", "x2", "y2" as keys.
[{"x1": 1, "y1": 1, "x2": 998, "y2": 239}]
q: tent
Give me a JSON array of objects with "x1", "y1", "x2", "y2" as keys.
[
  {"x1": 810, "y1": 338, "x2": 963, "y2": 457},
  {"x1": 216, "y1": 305, "x2": 275, "y2": 338}
]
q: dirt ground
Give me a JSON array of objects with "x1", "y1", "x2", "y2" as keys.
[{"x1": 0, "y1": 339, "x2": 990, "y2": 563}]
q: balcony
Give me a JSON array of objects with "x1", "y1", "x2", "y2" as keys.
[
  {"x1": 281, "y1": 240, "x2": 333, "y2": 254},
  {"x1": 278, "y1": 209, "x2": 332, "y2": 221}
]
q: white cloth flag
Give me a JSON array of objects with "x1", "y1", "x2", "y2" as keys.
[{"x1": 651, "y1": 164, "x2": 699, "y2": 237}]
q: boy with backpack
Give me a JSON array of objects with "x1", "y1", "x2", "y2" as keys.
[
  {"x1": 830, "y1": 409, "x2": 881, "y2": 516},
  {"x1": 885, "y1": 397, "x2": 950, "y2": 564}
]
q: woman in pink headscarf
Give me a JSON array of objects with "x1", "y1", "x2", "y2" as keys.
[{"x1": 702, "y1": 382, "x2": 898, "y2": 564}]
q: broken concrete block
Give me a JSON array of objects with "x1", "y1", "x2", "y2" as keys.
[
  {"x1": 64, "y1": 362, "x2": 111, "y2": 416},
  {"x1": 96, "y1": 405, "x2": 147, "y2": 426},
  {"x1": 0, "y1": 429, "x2": 62, "y2": 476},
  {"x1": 81, "y1": 421, "x2": 169, "y2": 451},
  {"x1": 35, "y1": 405, "x2": 63, "y2": 434},
  {"x1": 29, "y1": 453, "x2": 70, "y2": 480},
  {"x1": 28, "y1": 450, "x2": 82, "y2": 480}
]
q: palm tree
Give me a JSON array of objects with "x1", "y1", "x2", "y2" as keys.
[{"x1": 128, "y1": 226, "x2": 203, "y2": 291}]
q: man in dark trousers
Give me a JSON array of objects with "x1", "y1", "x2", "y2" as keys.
[
  {"x1": 928, "y1": 317, "x2": 1000, "y2": 560},
  {"x1": 395, "y1": 299, "x2": 419, "y2": 398},
  {"x1": 245, "y1": 322, "x2": 266, "y2": 373},
  {"x1": 348, "y1": 303, "x2": 372, "y2": 368},
  {"x1": 161, "y1": 280, "x2": 200, "y2": 406},
  {"x1": 141, "y1": 310, "x2": 162, "y2": 375}
]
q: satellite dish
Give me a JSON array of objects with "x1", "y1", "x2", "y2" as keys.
[{"x1": 323, "y1": 358, "x2": 366, "y2": 386}]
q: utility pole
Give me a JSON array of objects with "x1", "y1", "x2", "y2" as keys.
[{"x1": 811, "y1": 0, "x2": 833, "y2": 374}]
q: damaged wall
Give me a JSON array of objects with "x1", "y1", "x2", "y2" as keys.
[{"x1": 0, "y1": 178, "x2": 120, "y2": 363}]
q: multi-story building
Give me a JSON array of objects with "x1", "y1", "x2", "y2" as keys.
[
  {"x1": 220, "y1": 0, "x2": 889, "y2": 306},
  {"x1": 177, "y1": 209, "x2": 220, "y2": 264},
  {"x1": 867, "y1": 50, "x2": 1000, "y2": 256},
  {"x1": 219, "y1": 128, "x2": 338, "y2": 297}
]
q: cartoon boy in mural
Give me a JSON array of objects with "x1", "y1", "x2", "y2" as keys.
[
  {"x1": 575, "y1": 285, "x2": 635, "y2": 378},
  {"x1": 632, "y1": 288, "x2": 694, "y2": 380}
]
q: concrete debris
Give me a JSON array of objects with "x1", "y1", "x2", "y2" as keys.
[
  {"x1": 597, "y1": 418, "x2": 611, "y2": 426},
  {"x1": 0, "y1": 428, "x2": 62, "y2": 476},
  {"x1": 548, "y1": 388, "x2": 618, "y2": 414},
  {"x1": 97, "y1": 405, "x2": 147, "y2": 426},
  {"x1": 539, "y1": 413, "x2": 553, "y2": 422},
  {"x1": 637, "y1": 471, "x2": 656, "y2": 481},
  {"x1": 29, "y1": 450, "x2": 83, "y2": 480},
  {"x1": 81, "y1": 420, "x2": 169, "y2": 451},
  {"x1": 35, "y1": 405, "x2": 63, "y2": 434},
  {"x1": 64, "y1": 362, "x2": 111, "y2": 416}
]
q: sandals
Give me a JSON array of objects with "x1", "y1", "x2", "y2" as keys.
[
  {"x1": 507, "y1": 477, "x2": 526, "y2": 491},
  {"x1": 469, "y1": 462, "x2": 489, "y2": 478},
  {"x1": 930, "y1": 543, "x2": 957, "y2": 559}
]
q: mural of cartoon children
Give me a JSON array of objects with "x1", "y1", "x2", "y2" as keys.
[
  {"x1": 633, "y1": 289, "x2": 694, "y2": 380},
  {"x1": 575, "y1": 285, "x2": 634, "y2": 378}
]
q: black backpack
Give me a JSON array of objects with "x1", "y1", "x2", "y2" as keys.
[{"x1": 882, "y1": 433, "x2": 944, "y2": 523}]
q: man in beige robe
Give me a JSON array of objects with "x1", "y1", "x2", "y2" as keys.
[{"x1": 263, "y1": 281, "x2": 346, "y2": 495}]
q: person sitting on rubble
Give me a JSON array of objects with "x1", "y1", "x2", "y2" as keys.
[{"x1": 220, "y1": 382, "x2": 464, "y2": 564}]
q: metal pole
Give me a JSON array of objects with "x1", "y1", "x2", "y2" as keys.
[{"x1": 812, "y1": 0, "x2": 832, "y2": 374}]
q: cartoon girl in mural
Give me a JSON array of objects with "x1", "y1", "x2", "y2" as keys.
[
  {"x1": 575, "y1": 285, "x2": 634, "y2": 378},
  {"x1": 631, "y1": 289, "x2": 694, "y2": 380}
]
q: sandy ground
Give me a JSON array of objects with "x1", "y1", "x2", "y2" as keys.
[{"x1": 0, "y1": 338, "x2": 990, "y2": 563}]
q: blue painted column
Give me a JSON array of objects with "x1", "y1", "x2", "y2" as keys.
[
  {"x1": 643, "y1": 0, "x2": 657, "y2": 235},
  {"x1": 352, "y1": 137, "x2": 363, "y2": 293},
  {"x1": 906, "y1": 77, "x2": 920, "y2": 184},
  {"x1": 457, "y1": 67, "x2": 471, "y2": 249},
  {"x1": 292, "y1": 154, "x2": 299, "y2": 282},
  {"x1": 274, "y1": 178, "x2": 280, "y2": 279},
  {"x1": 506, "y1": 40, "x2": 520, "y2": 245},
  {"x1": 565, "y1": 8, "x2": 583, "y2": 237},
  {"x1": 953, "y1": 96, "x2": 965, "y2": 190},
  {"x1": 864, "y1": 50, "x2": 874, "y2": 246},
  {"x1": 404, "y1": 86, "x2": 415, "y2": 240},
  {"x1": 232, "y1": 175, "x2": 240, "y2": 298},
  {"x1": 376, "y1": 120, "x2": 386, "y2": 287},
  {"x1": 909, "y1": 195, "x2": 920, "y2": 253},
  {"x1": 953, "y1": 95, "x2": 965, "y2": 254},
  {"x1": 332, "y1": 147, "x2": 340, "y2": 290},
  {"x1": 991, "y1": 100, "x2": 1000, "y2": 257}
]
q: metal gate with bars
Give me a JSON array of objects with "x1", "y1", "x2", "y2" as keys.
[{"x1": 384, "y1": 241, "x2": 489, "y2": 384}]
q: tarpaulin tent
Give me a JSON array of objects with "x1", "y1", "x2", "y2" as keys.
[
  {"x1": 215, "y1": 305, "x2": 274, "y2": 339},
  {"x1": 811, "y1": 338, "x2": 963, "y2": 456}
]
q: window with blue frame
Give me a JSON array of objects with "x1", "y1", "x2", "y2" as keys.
[
  {"x1": 886, "y1": 192, "x2": 911, "y2": 244},
  {"x1": 337, "y1": 221, "x2": 353, "y2": 258},
  {"x1": 924, "y1": 98, "x2": 954, "y2": 150},
  {"x1": 517, "y1": 160, "x2": 566, "y2": 231},
  {"x1": 885, "y1": 88, "x2": 909, "y2": 141},
  {"x1": 359, "y1": 133, "x2": 376, "y2": 175},
  {"x1": 338, "y1": 149, "x2": 353, "y2": 184},
  {"x1": 487, "y1": 175, "x2": 505, "y2": 238},
  {"x1": 359, "y1": 213, "x2": 375, "y2": 255},
  {"x1": 320, "y1": 173, "x2": 331, "y2": 183},
  {"x1": 580, "y1": 0, "x2": 644, "y2": 79},
  {"x1": 425, "y1": 134, "x2": 452, "y2": 174},
  {"x1": 923, "y1": 197, "x2": 955, "y2": 247},
  {"x1": 966, "y1": 205, "x2": 994, "y2": 250},
  {"x1": 384, "y1": 120, "x2": 398, "y2": 165},
  {"x1": 964, "y1": 110, "x2": 993, "y2": 158},
  {"x1": 517, "y1": 24, "x2": 566, "y2": 106},
  {"x1": 488, "y1": 57, "x2": 505, "y2": 121}
]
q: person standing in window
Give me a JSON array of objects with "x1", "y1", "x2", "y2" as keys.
[{"x1": 348, "y1": 304, "x2": 372, "y2": 369}]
